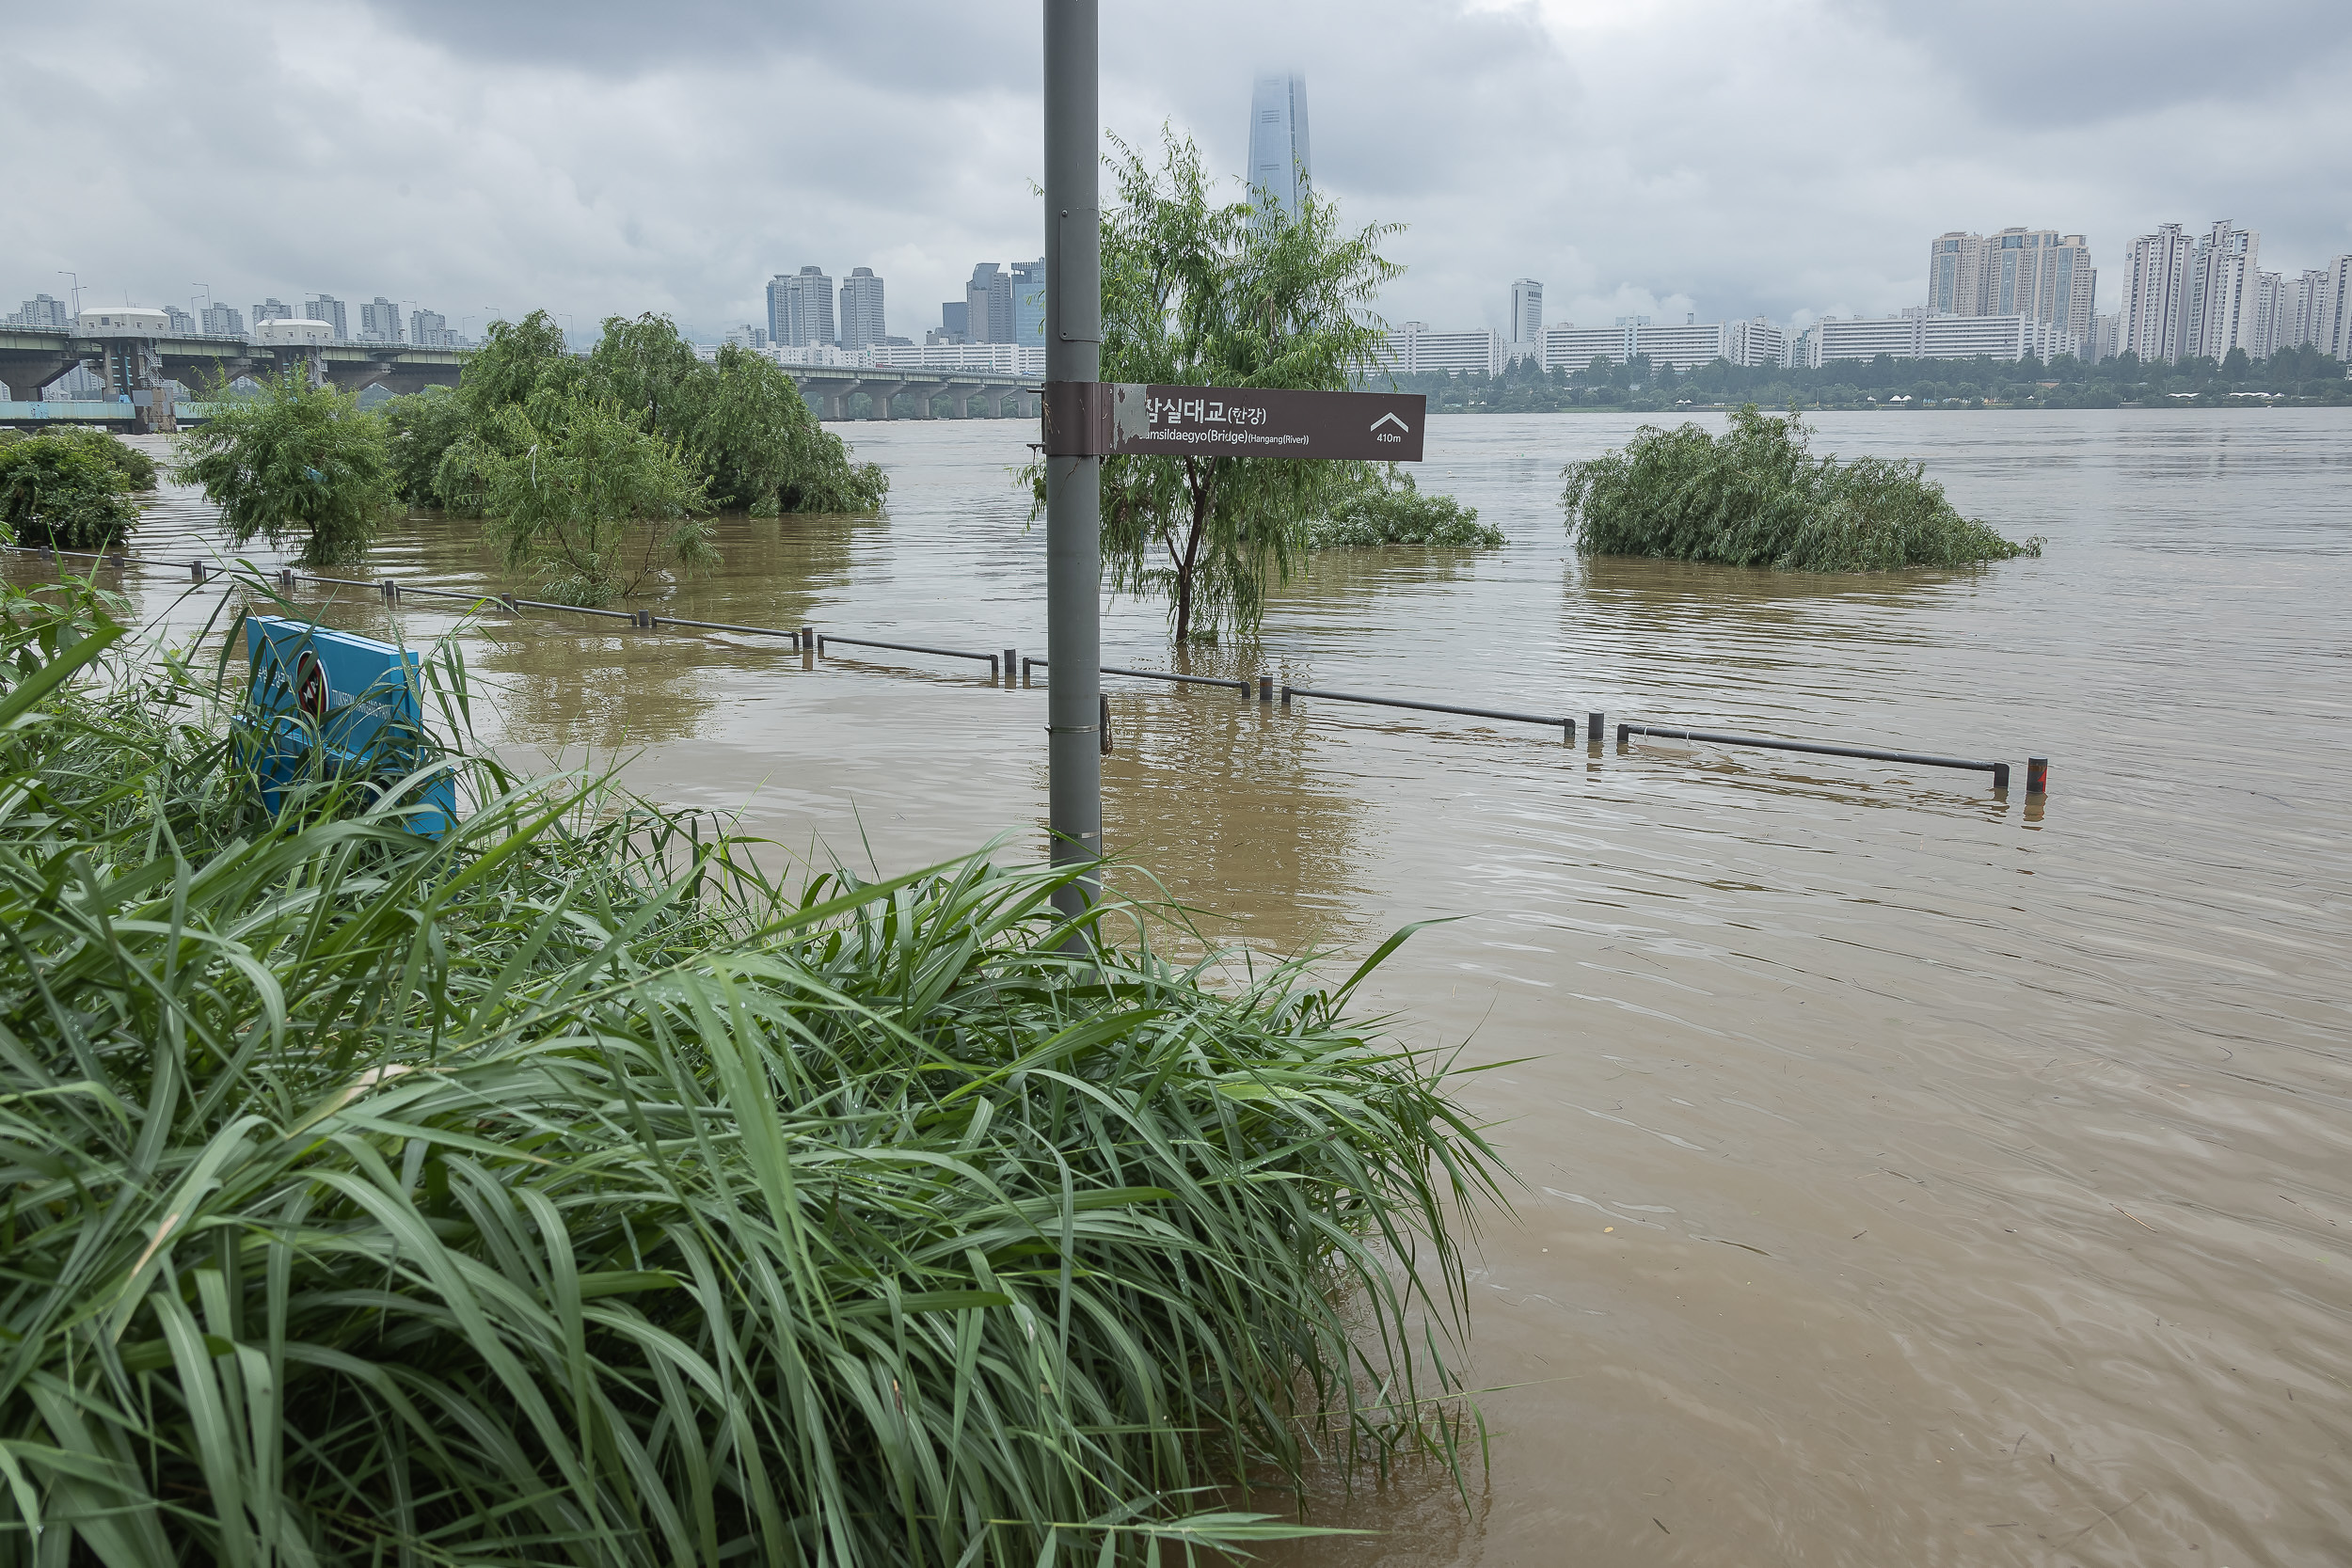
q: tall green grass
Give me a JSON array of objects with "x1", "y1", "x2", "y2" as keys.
[
  {"x1": 1562, "y1": 404, "x2": 2042, "y2": 569},
  {"x1": 0, "y1": 579, "x2": 1502, "y2": 1566}
]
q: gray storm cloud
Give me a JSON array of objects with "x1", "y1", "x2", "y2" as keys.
[{"x1": 9, "y1": 0, "x2": 2348, "y2": 341}]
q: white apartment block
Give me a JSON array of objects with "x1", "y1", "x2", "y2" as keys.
[
  {"x1": 865, "y1": 341, "x2": 1044, "y2": 375},
  {"x1": 1726, "y1": 317, "x2": 1787, "y2": 368},
  {"x1": 1800, "y1": 312, "x2": 2074, "y2": 367},
  {"x1": 1540, "y1": 324, "x2": 1636, "y2": 373},
  {"x1": 1538, "y1": 316, "x2": 1785, "y2": 372},
  {"x1": 1372, "y1": 323, "x2": 1503, "y2": 377}
]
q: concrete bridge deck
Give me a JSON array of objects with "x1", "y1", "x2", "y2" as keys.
[
  {"x1": 0, "y1": 327, "x2": 1038, "y2": 425},
  {"x1": 0, "y1": 327, "x2": 468, "y2": 408}
]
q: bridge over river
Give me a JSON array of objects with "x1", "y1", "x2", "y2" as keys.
[{"x1": 0, "y1": 326, "x2": 1036, "y2": 431}]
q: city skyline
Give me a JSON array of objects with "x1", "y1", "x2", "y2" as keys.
[{"x1": 8, "y1": 1, "x2": 2346, "y2": 351}]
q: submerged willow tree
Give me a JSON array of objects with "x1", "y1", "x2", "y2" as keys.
[
  {"x1": 1562, "y1": 404, "x2": 2042, "y2": 570},
  {"x1": 1089, "y1": 130, "x2": 1405, "y2": 642},
  {"x1": 173, "y1": 369, "x2": 397, "y2": 566}
]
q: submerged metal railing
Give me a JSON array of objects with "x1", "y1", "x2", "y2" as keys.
[
  {"x1": 1281, "y1": 684, "x2": 1588, "y2": 742},
  {"x1": 1025, "y1": 657, "x2": 1248, "y2": 696},
  {"x1": 1616, "y1": 722, "x2": 2017, "y2": 791},
  {"x1": 2, "y1": 543, "x2": 2049, "y2": 796}
]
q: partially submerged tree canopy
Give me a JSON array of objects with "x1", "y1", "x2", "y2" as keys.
[
  {"x1": 477, "y1": 393, "x2": 715, "y2": 607},
  {"x1": 1090, "y1": 130, "x2": 1404, "y2": 641},
  {"x1": 1562, "y1": 404, "x2": 2043, "y2": 571},
  {"x1": 173, "y1": 369, "x2": 395, "y2": 566},
  {"x1": 0, "y1": 427, "x2": 152, "y2": 551},
  {"x1": 388, "y1": 309, "x2": 886, "y2": 520}
]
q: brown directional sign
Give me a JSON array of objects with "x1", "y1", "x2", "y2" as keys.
[{"x1": 1042, "y1": 381, "x2": 1426, "y2": 461}]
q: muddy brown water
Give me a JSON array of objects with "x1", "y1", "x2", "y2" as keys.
[{"x1": 25, "y1": 411, "x2": 2350, "y2": 1565}]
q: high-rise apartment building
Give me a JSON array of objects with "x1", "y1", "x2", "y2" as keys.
[
  {"x1": 964, "y1": 263, "x2": 1014, "y2": 344},
  {"x1": 1927, "y1": 229, "x2": 2092, "y2": 341},
  {"x1": 2088, "y1": 311, "x2": 2122, "y2": 362},
  {"x1": 201, "y1": 303, "x2": 244, "y2": 336},
  {"x1": 838, "y1": 267, "x2": 887, "y2": 350},
  {"x1": 766, "y1": 267, "x2": 837, "y2": 347},
  {"x1": 2122, "y1": 224, "x2": 2194, "y2": 362},
  {"x1": 305, "y1": 294, "x2": 348, "y2": 339},
  {"x1": 2313, "y1": 256, "x2": 2352, "y2": 361},
  {"x1": 14, "y1": 293, "x2": 71, "y2": 329},
  {"x1": 252, "y1": 298, "x2": 293, "y2": 326},
  {"x1": 1927, "y1": 232, "x2": 1986, "y2": 317},
  {"x1": 2186, "y1": 221, "x2": 2260, "y2": 360},
  {"x1": 2250, "y1": 271, "x2": 2287, "y2": 359},
  {"x1": 1010, "y1": 259, "x2": 1047, "y2": 347},
  {"x1": 165, "y1": 306, "x2": 198, "y2": 335},
  {"x1": 1509, "y1": 279, "x2": 1543, "y2": 354},
  {"x1": 358, "y1": 296, "x2": 404, "y2": 343},
  {"x1": 1247, "y1": 72, "x2": 1311, "y2": 224},
  {"x1": 408, "y1": 308, "x2": 449, "y2": 347}
]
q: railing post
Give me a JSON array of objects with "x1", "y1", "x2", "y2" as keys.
[
  {"x1": 1258, "y1": 674, "x2": 1273, "y2": 703},
  {"x1": 2026, "y1": 756, "x2": 2048, "y2": 794},
  {"x1": 1003, "y1": 647, "x2": 1017, "y2": 684},
  {"x1": 1588, "y1": 710, "x2": 1603, "y2": 742}
]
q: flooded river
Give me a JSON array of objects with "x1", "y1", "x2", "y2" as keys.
[{"x1": 28, "y1": 409, "x2": 2351, "y2": 1565}]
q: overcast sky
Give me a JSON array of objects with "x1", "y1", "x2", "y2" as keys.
[{"x1": 11, "y1": 0, "x2": 2350, "y2": 343}]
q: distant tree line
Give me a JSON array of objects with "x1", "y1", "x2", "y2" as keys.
[{"x1": 1375, "y1": 341, "x2": 2351, "y2": 414}]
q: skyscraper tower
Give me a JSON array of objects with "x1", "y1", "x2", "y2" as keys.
[
  {"x1": 838, "y1": 267, "x2": 886, "y2": 350},
  {"x1": 1247, "y1": 72, "x2": 1311, "y2": 224},
  {"x1": 1510, "y1": 279, "x2": 1544, "y2": 349}
]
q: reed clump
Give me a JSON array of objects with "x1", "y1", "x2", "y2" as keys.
[
  {"x1": 0, "y1": 579, "x2": 1502, "y2": 1567},
  {"x1": 1562, "y1": 404, "x2": 2042, "y2": 569}
]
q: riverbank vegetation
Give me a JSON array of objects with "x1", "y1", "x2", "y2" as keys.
[
  {"x1": 0, "y1": 577, "x2": 1501, "y2": 1565},
  {"x1": 1387, "y1": 341, "x2": 2350, "y2": 415},
  {"x1": 1564, "y1": 404, "x2": 2041, "y2": 570},
  {"x1": 0, "y1": 425, "x2": 156, "y2": 549}
]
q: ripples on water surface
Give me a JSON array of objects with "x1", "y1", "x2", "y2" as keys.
[{"x1": 30, "y1": 410, "x2": 2350, "y2": 1566}]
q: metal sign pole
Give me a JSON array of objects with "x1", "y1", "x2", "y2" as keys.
[{"x1": 1042, "y1": 0, "x2": 1103, "y2": 918}]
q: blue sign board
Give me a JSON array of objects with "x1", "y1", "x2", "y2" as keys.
[{"x1": 244, "y1": 615, "x2": 455, "y2": 838}]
